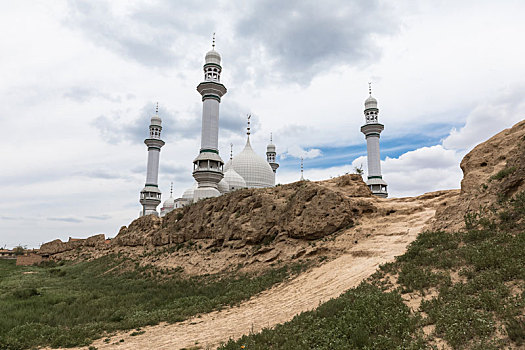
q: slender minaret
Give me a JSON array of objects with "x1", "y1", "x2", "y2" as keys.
[
  {"x1": 140, "y1": 103, "x2": 165, "y2": 216},
  {"x1": 266, "y1": 133, "x2": 279, "y2": 174},
  {"x1": 360, "y1": 83, "x2": 388, "y2": 197},
  {"x1": 192, "y1": 34, "x2": 227, "y2": 201},
  {"x1": 300, "y1": 157, "x2": 304, "y2": 181}
]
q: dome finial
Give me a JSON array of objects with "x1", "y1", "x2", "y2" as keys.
[
  {"x1": 300, "y1": 157, "x2": 304, "y2": 181},
  {"x1": 230, "y1": 143, "x2": 233, "y2": 160},
  {"x1": 270, "y1": 132, "x2": 273, "y2": 143},
  {"x1": 156, "y1": 102, "x2": 159, "y2": 114},
  {"x1": 212, "y1": 32, "x2": 215, "y2": 50},
  {"x1": 247, "y1": 114, "x2": 251, "y2": 136},
  {"x1": 170, "y1": 182, "x2": 173, "y2": 197},
  {"x1": 368, "y1": 82, "x2": 372, "y2": 96}
]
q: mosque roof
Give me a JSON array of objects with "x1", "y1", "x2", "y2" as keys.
[
  {"x1": 223, "y1": 166, "x2": 247, "y2": 190},
  {"x1": 231, "y1": 137, "x2": 274, "y2": 188}
]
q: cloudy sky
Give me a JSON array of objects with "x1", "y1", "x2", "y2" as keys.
[{"x1": 1, "y1": 0, "x2": 524, "y2": 248}]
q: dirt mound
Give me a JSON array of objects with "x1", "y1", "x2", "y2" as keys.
[
  {"x1": 433, "y1": 120, "x2": 525, "y2": 231},
  {"x1": 40, "y1": 234, "x2": 106, "y2": 255},
  {"x1": 114, "y1": 174, "x2": 373, "y2": 247}
]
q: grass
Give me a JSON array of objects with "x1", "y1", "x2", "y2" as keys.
[
  {"x1": 0, "y1": 256, "x2": 307, "y2": 349},
  {"x1": 219, "y1": 191, "x2": 525, "y2": 349},
  {"x1": 489, "y1": 166, "x2": 517, "y2": 181}
]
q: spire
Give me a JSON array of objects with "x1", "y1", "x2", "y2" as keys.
[
  {"x1": 230, "y1": 143, "x2": 233, "y2": 160},
  {"x1": 156, "y1": 102, "x2": 159, "y2": 114},
  {"x1": 170, "y1": 182, "x2": 173, "y2": 197},
  {"x1": 270, "y1": 132, "x2": 273, "y2": 143},
  {"x1": 246, "y1": 114, "x2": 251, "y2": 136},
  {"x1": 368, "y1": 82, "x2": 372, "y2": 96},
  {"x1": 212, "y1": 32, "x2": 216, "y2": 50},
  {"x1": 300, "y1": 157, "x2": 304, "y2": 181}
]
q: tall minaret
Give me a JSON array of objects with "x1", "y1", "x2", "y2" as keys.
[
  {"x1": 192, "y1": 34, "x2": 227, "y2": 201},
  {"x1": 140, "y1": 103, "x2": 165, "y2": 216},
  {"x1": 266, "y1": 133, "x2": 279, "y2": 174},
  {"x1": 360, "y1": 84, "x2": 388, "y2": 198}
]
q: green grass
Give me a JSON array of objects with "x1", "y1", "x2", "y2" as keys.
[
  {"x1": 219, "y1": 191, "x2": 525, "y2": 349},
  {"x1": 489, "y1": 166, "x2": 517, "y2": 181},
  {"x1": 0, "y1": 256, "x2": 306, "y2": 349}
]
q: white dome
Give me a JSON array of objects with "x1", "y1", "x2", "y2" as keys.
[
  {"x1": 205, "y1": 49, "x2": 221, "y2": 65},
  {"x1": 364, "y1": 95, "x2": 377, "y2": 109},
  {"x1": 182, "y1": 182, "x2": 198, "y2": 200},
  {"x1": 224, "y1": 167, "x2": 247, "y2": 191},
  {"x1": 231, "y1": 137, "x2": 275, "y2": 188},
  {"x1": 218, "y1": 178, "x2": 229, "y2": 194},
  {"x1": 151, "y1": 113, "x2": 162, "y2": 126},
  {"x1": 162, "y1": 196, "x2": 175, "y2": 208},
  {"x1": 267, "y1": 143, "x2": 276, "y2": 152}
]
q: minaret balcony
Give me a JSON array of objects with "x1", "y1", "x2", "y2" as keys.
[
  {"x1": 197, "y1": 81, "x2": 227, "y2": 98},
  {"x1": 144, "y1": 138, "x2": 165, "y2": 148},
  {"x1": 361, "y1": 123, "x2": 384, "y2": 136}
]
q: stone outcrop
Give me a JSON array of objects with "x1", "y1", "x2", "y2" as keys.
[
  {"x1": 40, "y1": 234, "x2": 108, "y2": 255},
  {"x1": 114, "y1": 174, "x2": 374, "y2": 247},
  {"x1": 433, "y1": 120, "x2": 525, "y2": 231}
]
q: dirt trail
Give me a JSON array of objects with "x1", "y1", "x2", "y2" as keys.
[{"x1": 66, "y1": 195, "x2": 445, "y2": 350}]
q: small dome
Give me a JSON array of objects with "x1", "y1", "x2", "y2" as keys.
[
  {"x1": 162, "y1": 196, "x2": 175, "y2": 208},
  {"x1": 231, "y1": 137, "x2": 275, "y2": 188},
  {"x1": 224, "y1": 167, "x2": 247, "y2": 191},
  {"x1": 205, "y1": 49, "x2": 221, "y2": 65},
  {"x1": 182, "y1": 182, "x2": 198, "y2": 200},
  {"x1": 267, "y1": 143, "x2": 276, "y2": 153},
  {"x1": 151, "y1": 111, "x2": 162, "y2": 126},
  {"x1": 218, "y1": 178, "x2": 229, "y2": 194},
  {"x1": 364, "y1": 95, "x2": 377, "y2": 109}
]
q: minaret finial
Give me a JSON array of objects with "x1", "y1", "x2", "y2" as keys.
[
  {"x1": 270, "y1": 132, "x2": 273, "y2": 143},
  {"x1": 368, "y1": 82, "x2": 372, "y2": 96},
  {"x1": 212, "y1": 33, "x2": 215, "y2": 50},
  {"x1": 170, "y1": 182, "x2": 173, "y2": 197},
  {"x1": 300, "y1": 157, "x2": 304, "y2": 181},
  {"x1": 156, "y1": 102, "x2": 159, "y2": 114},
  {"x1": 230, "y1": 143, "x2": 233, "y2": 160},
  {"x1": 247, "y1": 114, "x2": 251, "y2": 136}
]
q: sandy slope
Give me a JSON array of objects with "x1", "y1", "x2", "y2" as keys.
[{"x1": 61, "y1": 193, "x2": 451, "y2": 350}]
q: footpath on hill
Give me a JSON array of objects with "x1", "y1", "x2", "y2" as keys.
[{"x1": 60, "y1": 191, "x2": 453, "y2": 350}]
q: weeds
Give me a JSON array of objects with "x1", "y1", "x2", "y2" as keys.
[
  {"x1": 220, "y1": 191, "x2": 525, "y2": 349},
  {"x1": 0, "y1": 257, "x2": 306, "y2": 349}
]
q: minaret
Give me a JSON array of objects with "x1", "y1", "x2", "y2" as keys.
[
  {"x1": 300, "y1": 157, "x2": 304, "y2": 181},
  {"x1": 266, "y1": 133, "x2": 279, "y2": 174},
  {"x1": 360, "y1": 83, "x2": 388, "y2": 197},
  {"x1": 192, "y1": 34, "x2": 227, "y2": 201},
  {"x1": 140, "y1": 103, "x2": 165, "y2": 216}
]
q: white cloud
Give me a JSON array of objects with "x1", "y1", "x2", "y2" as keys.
[
  {"x1": 281, "y1": 145, "x2": 323, "y2": 159},
  {"x1": 443, "y1": 86, "x2": 525, "y2": 151},
  {"x1": 1, "y1": 1, "x2": 525, "y2": 248}
]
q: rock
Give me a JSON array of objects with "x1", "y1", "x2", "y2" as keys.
[
  {"x1": 433, "y1": 120, "x2": 525, "y2": 231},
  {"x1": 111, "y1": 175, "x2": 374, "y2": 248},
  {"x1": 84, "y1": 234, "x2": 105, "y2": 247}
]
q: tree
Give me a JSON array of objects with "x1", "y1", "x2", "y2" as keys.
[
  {"x1": 353, "y1": 164, "x2": 364, "y2": 175},
  {"x1": 13, "y1": 245, "x2": 25, "y2": 256}
]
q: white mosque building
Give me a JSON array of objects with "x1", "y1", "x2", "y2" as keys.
[
  {"x1": 156, "y1": 40, "x2": 279, "y2": 217},
  {"x1": 141, "y1": 39, "x2": 388, "y2": 217}
]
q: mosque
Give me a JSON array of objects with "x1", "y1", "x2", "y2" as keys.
[{"x1": 139, "y1": 39, "x2": 387, "y2": 218}]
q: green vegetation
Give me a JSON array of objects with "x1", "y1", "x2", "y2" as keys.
[
  {"x1": 489, "y1": 166, "x2": 517, "y2": 181},
  {"x1": 0, "y1": 256, "x2": 306, "y2": 349},
  {"x1": 221, "y1": 284, "x2": 425, "y2": 349},
  {"x1": 220, "y1": 191, "x2": 525, "y2": 349}
]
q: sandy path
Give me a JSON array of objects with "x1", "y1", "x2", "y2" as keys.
[{"x1": 68, "y1": 201, "x2": 435, "y2": 350}]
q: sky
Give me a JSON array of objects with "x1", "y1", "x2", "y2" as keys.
[{"x1": 1, "y1": 0, "x2": 524, "y2": 248}]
